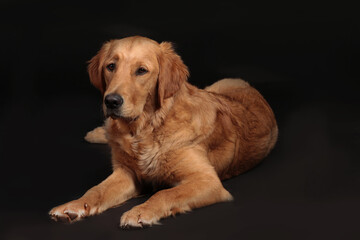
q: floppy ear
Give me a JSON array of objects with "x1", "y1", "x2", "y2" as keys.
[
  {"x1": 87, "y1": 42, "x2": 110, "y2": 94},
  {"x1": 158, "y1": 42, "x2": 189, "y2": 106}
]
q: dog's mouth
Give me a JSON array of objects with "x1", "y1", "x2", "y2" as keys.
[
  {"x1": 106, "y1": 111, "x2": 122, "y2": 120},
  {"x1": 106, "y1": 110, "x2": 138, "y2": 122}
]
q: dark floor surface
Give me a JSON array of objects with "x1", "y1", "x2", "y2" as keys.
[{"x1": 1, "y1": 79, "x2": 359, "y2": 240}]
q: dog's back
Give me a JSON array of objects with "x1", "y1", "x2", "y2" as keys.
[{"x1": 205, "y1": 78, "x2": 278, "y2": 179}]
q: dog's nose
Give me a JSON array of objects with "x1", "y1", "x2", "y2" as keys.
[{"x1": 104, "y1": 94, "x2": 123, "y2": 109}]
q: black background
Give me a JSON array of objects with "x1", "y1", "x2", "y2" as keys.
[{"x1": 1, "y1": 1, "x2": 359, "y2": 239}]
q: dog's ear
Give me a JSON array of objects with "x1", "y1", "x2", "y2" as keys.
[
  {"x1": 157, "y1": 42, "x2": 189, "y2": 106},
  {"x1": 87, "y1": 42, "x2": 110, "y2": 94}
]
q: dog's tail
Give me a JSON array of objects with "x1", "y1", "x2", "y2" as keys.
[{"x1": 204, "y1": 78, "x2": 252, "y2": 104}]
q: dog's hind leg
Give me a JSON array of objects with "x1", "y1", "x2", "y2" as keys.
[{"x1": 84, "y1": 126, "x2": 107, "y2": 144}]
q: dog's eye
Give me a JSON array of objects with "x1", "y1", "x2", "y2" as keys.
[
  {"x1": 106, "y1": 63, "x2": 115, "y2": 72},
  {"x1": 136, "y1": 67, "x2": 148, "y2": 76}
]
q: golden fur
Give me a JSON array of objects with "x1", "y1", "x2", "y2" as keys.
[{"x1": 50, "y1": 36, "x2": 278, "y2": 227}]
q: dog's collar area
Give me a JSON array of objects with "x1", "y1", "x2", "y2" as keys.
[{"x1": 128, "y1": 116, "x2": 139, "y2": 123}]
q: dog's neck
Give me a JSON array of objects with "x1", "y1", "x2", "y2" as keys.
[{"x1": 132, "y1": 94, "x2": 175, "y2": 134}]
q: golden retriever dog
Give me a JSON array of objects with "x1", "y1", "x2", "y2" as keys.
[{"x1": 49, "y1": 36, "x2": 278, "y2": 227}]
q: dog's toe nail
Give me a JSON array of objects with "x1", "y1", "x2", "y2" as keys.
[
  {"x1": 50, "y1": 215, "x2": 58, "y2": 222},
  {"x1": 66, "y1": 212, "x2": 78, "y2": 220},
  {"x1": 57, "y1": 215, "x2": 70, "y2": 223}
]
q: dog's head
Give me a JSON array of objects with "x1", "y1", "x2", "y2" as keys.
[{"x1": 88, "y1": 36, "x2": 189, "y2": 121}]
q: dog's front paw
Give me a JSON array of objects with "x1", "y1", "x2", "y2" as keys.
[
  {"x1": 49, "y1": 200, "x2": 91, "y2": 223},
  {"x1": 120, "y1": 204, "x2": 161, "y2": 228}
]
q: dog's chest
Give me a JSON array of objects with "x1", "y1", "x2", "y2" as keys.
[{"x1": 117, "y1": 129, "x2": 164, "y2": 176}]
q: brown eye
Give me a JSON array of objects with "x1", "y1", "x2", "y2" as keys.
[
  {"x1": 106, "y1": 63, "x2": 115, "y2": 72},
  {"x1": 136, "y1": 67, "x2": 148, "y2": 76}
]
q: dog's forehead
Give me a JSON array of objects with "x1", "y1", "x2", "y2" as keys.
[{"x1": 110, "y1": 38, "x2": 159, "y2": 61}]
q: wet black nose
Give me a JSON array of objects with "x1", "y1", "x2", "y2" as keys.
[{"x1": 104, "y1": 94, "x2": 123, "y2": 109}]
